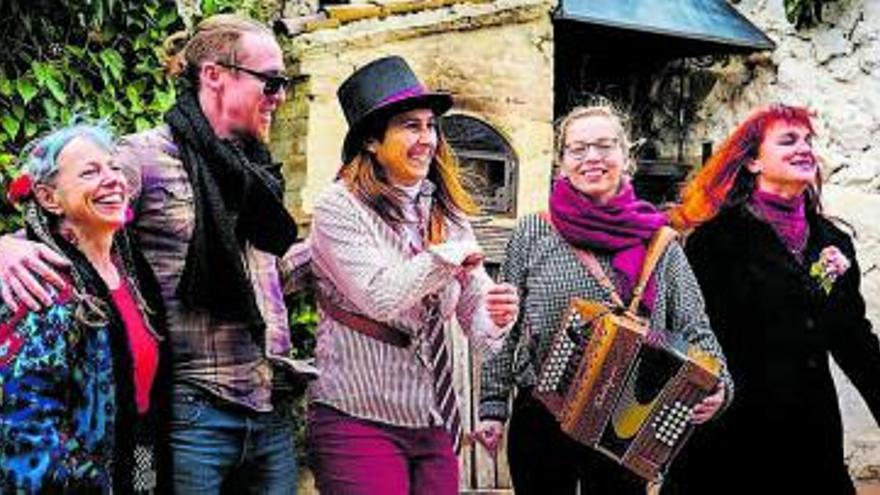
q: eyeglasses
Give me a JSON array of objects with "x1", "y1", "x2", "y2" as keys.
[
  {"x1": 217, "y1": 61, "x2": 293, "y2": 96},
  {"x1": 563, "y1": 139, "x2": 620, "y2": 161}
]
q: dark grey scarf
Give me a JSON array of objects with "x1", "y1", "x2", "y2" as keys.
[{"x1": 165, "y1": 90, "x2": 298, "y2": 333}]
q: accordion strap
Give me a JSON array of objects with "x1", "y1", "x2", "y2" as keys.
[
  {"x1": 539, "y1": 212, "x2": 625, "y2": 309},
  {"x1": 539, "y1": 212, "x2": 678, "y2": 314},
  {"x1": 573, "y1": 246, "x2": 626, "y2": 309},
  {"x1": 628, "y1": 226, "x2": 678, "y2": 314}
]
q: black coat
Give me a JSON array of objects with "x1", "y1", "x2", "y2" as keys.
[{"x1": 664, "y1": 205, "x2": 880, "y2": 495}]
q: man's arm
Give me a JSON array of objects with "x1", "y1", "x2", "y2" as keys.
[
  {"x1": 0, "y1": 233, "x2": 70, "y2": 312},
  {"x1": 278, "y1": 239, "x2": 314, "y2": 297}
]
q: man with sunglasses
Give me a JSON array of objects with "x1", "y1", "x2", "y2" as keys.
[
  {"x1": 218, "y1": 61, "x2": 297, "y2": 97},
  {"x1": 0, "y1": 13, "x2": 308, "y2": 495}
]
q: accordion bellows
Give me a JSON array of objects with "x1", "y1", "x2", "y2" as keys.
[{"x1": 534, "y1": 298, "x2": 720, "y2": 482}]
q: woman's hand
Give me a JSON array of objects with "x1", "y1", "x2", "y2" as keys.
[
  {"x1": 486, "y1": 282, "x2": 519, "y2": 329},
  {"x1": 0, "y1": 235, "x2": 70, "y2": 312},
  {"x1": 472, "y1": 419, "x2": 505, "y2": 455},
  {"x1": 691, "y1": 382, "x2": 726, "y2": 424}
]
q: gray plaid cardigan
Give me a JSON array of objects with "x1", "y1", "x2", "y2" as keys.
[{"x1": 478, "y1": 213, "x2": 734, "y2": 421}]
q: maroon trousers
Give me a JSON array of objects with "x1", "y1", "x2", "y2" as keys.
[{"x1": 307, "y1": 404, "x2": 458, "y2": 495}]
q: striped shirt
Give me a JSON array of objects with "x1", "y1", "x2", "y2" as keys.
[
  {"x1": 308, "y1": 181, "x2": 503, "y2": 428},
  {"x1": 117, "y1": 125, "x2": 293, "y2": 412},
  {"x1": 479, "y1": 213, "x2": 734, "y2": 421}
]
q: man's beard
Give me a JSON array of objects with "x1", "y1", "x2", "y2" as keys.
[{"x1": 231, "y1": 122, "x2": 271, "y2": 144}]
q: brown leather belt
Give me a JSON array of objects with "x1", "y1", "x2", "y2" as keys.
[{"x1": 316, "y1": 292, "x2": 411, "y2": 348}]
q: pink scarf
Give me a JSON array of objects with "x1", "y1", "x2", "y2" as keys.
[{"x1": 548, "y1": 178, "x2": 667, "y2": 312}]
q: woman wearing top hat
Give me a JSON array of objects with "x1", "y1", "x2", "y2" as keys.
[{"x1": 305, "y1": 55, "x2": 520, "y2": 494}]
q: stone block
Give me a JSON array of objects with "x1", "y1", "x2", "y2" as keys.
[
  {"x1": 819, "y1": 187, "x2": 880, "y2": 478},
  {"x1": 859, "y1": 39, "x2": 880, "y2": 75},
  {"x1": 813, "y1": 28, "x2": 852, "y2": 64}
]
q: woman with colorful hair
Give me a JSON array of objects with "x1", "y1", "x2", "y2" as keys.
[
  {"x1": 306, "y1": 56, "x2": 518, "y2": 494},
  {"x1": 664, "y1": 105, "x2": 880, "y2": 495},
  {"x1": 0, "y1": 123, "x2": 169, "y2": 493},
  {"x1": 475, "y1": 104, "x2": 731, "y2": 494}
]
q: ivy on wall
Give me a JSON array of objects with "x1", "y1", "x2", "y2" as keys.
[
  {"x1": 0, "y1": 0, "x2": 316, "y2": 376},
  {"x1": 784, "y1": 0, "x2": 841, "y2": 28},
  {"x1": 0, "y1": 0, "x2": 181, "y2": 230},
  {"x1": 0, "y1": 0, "x2": 275, "y2": 232}
]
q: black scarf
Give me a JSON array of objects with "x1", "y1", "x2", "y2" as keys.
[{"x1": 165, "y1": 90, "x2": 298, "y2": 333}]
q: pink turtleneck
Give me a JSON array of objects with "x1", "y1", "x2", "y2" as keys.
[{"x1": 749, "y1": 189, "x2": 809, "y2": 262}]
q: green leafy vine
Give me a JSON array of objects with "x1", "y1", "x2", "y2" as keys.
[
  {"x1": 0, "y1": 0, "x2": 183, "y2": 230},
  {"x1": 0, "y1": 0, "x2": 277, "y2": 232}
]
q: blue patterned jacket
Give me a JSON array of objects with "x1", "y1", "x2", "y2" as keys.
[{"x1": 0, "y1": 231, "x2": 170, "y2": 494}]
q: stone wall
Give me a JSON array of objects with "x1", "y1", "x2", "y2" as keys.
[
  {"x1": 271, "y1": 0, "x2": 555, "y2": 222},
  {"x1": 686, "y1": 0, "x2": 880, "y2": 477}
]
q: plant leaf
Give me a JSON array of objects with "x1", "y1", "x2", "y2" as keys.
[
  {"x1": 31, "y1": 61, "x2": 50, "y2": 85},
  {"x1": 43, "y1": 99, "x2": 59, "y2": 121},
  {"x1": 45, "y1": 76, "x2": 67, "y2": 104},
  {"x1": 0, "y1": 153, "x2": 14, "y2": 168},
  {"x1": 135, "y1": 116, "x2": 151, "y2": 132},
  {"x1": 1, "y1": 115, "x2": 20, "y2": 139},
  {"x1": 24, "y1": 120, "x2": 38, "y2": 138},
  {"x1": 99, "y1": 48, "x2": 125, "y2": 83},
  {"x1": 158, "y1": 8, "x2": 178, "y2": 29},
  {"x1": 0, "y1": 76, "x2": 12, "y2": 98},
  {"x1": 125, "y1": 85, "x2": 144, "y2": 113},
  {"x1": 15, "y1": 78, "x2": 38, "y2": 104}
]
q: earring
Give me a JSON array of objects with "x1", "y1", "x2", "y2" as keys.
[{"x1": 59, "y1": 226, "x2": 79, "y2": 246}]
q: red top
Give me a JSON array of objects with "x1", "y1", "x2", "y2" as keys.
[{"x1": 110, "y1": 281, "x2": 159, "y2": 415}]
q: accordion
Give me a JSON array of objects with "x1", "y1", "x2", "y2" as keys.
[{"x1": 533, "y1": 298, "x2": 720, "y2": 482}]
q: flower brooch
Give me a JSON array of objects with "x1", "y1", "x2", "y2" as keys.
[{"x1": 809, "y1": 246, "x2": 851, "y2": 295}]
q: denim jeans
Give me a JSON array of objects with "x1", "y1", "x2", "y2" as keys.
[{"x1": 170, "y1": 383, "x2": 297, "y2": 495}]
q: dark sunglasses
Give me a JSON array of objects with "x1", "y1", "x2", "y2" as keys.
[{"x1": 217, "y1": 61, "x2": 293, "y2": 96}]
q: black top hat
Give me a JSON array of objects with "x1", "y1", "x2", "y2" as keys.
[{"x1": 337, "y1": 56, "x2": 453, "y2": 164}]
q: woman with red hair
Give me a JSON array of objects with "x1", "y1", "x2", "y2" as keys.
[{"x1": 664, "y1": 105, "x2": 880, "y2": 494}]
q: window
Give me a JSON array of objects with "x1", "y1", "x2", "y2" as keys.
[{"x1": 441, "y1": 115, "x2": 518, "y2": 216}]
